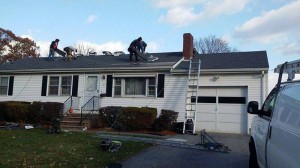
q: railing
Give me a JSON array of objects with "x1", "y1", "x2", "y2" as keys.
[
  {"x1": 63, "y1": 96, "x2": 81, "y2": 115},
  {"x1": 80, "y1": 96, "x2": 100, "y2": 125}
]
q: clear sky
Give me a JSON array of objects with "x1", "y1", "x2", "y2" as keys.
[{"x1": 1, "y1": 0, "x2": 300, "y2": 91}]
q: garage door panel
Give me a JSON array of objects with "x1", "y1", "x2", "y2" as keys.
[
  {"x1": 218, "y1": 123, "x2": 248, "y2": 133},
  {"x1": 218, "y1": 113, "x2": 247, "y2": 123},
  {"x1": 217, "y1": 87, "x2": 247, "y2": 96},
  {"x1": 198, "y1": 104, "x2": 216, "y2": 113},
  {"x1": 196, "y1": 113, "x2": 215, "y2": 122},
  {"x1": 218, "y1": 105, "x2": 246, "y2": 114},
  {"x1": 196, "y1": 86, "x2": 248, "y2": 134},
  {"x1": 196, "y1": 122, "x2": 216, "y2": 131}
]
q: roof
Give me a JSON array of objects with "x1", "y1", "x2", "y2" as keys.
[
  {"x1": 0, "y1": 51, "x2": 269, "y2": 74},
  {"x1": 0, "y1": 52, "x2": 183, "y2": 73},
  {"x1": 173, "y1": 51, "x2": 269, "y2": 72}
]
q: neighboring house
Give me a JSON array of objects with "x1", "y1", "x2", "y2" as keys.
[{"x1": 0, "y1": 33, "x2": 269, "y2": 134}]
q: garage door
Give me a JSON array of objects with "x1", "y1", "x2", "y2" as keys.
[{"x1": 195, "y1": 87, "x2": 248, "y2": 134}]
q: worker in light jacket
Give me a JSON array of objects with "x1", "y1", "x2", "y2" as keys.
[{"x1": 48, "y1": 39, "x2": 59, "y2": 61}]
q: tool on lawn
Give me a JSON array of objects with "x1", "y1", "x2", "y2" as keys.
[
  {"x1": 100, "y1": 138, "x2": 122, "y2": 152},
  {"x1": 200, "y1": 129, "x2": 230, "y2": 151},
  {"x1": 47, "y1": 118, "x2": 61, "y2": 134},
  {"x1": 96, "y1": 132, "x2": 230, "y2": 153}
]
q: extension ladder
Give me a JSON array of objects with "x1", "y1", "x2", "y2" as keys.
[
  {"x1": 274, "y1": 59, "x2": 300, "y2": 81},
  {"x1": 183, "y1": 59, "x2": 201, "y2": 134}
]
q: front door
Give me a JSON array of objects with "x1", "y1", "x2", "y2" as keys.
[{"x1": 84, "y1": 75, "x2": 99, "y2": 106}]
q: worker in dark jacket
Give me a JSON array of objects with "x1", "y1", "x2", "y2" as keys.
[
  {"x1": 128, "y1": 37, "x2": 142, "y2": 62},
  {"x1": 48, "y1": 39, "x2": 59, "y2": 61},
  {"x1": 138, "y1": 40, "x2": 147, "y2": 53}
]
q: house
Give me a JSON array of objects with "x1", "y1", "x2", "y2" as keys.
[{"x1": 0, "y1": 33, "x2": 269, "y2": 134}]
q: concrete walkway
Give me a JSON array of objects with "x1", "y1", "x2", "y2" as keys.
[{"x1": 121, "y1": 132, "x2": 250, "y2": 168}]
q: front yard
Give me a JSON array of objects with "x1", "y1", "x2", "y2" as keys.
[{"x1": 0, "y1": 128, "x2": 152, "y2": 167}]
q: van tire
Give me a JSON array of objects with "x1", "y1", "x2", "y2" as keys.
[{"x1": 249, "y1": 138, "x2": 259, "y2": 168}]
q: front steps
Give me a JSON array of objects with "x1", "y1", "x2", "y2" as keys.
[{"x1": 60, "y1": 113, "x2": 89, "y2": 131}]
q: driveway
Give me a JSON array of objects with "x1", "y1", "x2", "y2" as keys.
[{"x1": 121, "y1": 132, "x2": 250, "y2": 168}]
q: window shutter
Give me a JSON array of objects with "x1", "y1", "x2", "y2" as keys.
[
  {"x1": 41, "y1": 76, "x2": 47, "y2": 96},
  {"x1": 8, "y1": 76, "x2": 14, "y2": 96},
  {"x1": 72, "y1": 75, "x2": 79, "y2": 97},
  {"x1": 106, "y1": 75, "x2": 113, "y2": 97},
  {"x1": 157, "y1": 74, "x2": 165, "y2": 98}
]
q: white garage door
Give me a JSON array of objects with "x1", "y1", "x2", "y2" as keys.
[{"x1": 195, "y1": 87, "x2": 248, "y2": 134}]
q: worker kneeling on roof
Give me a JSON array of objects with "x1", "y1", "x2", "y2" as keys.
[{"x1": 63, "y1": 46, "x2": 77, "y2": 61}]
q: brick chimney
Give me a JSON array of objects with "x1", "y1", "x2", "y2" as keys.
[{"x1": 183, "y1": 33, "x2": 194, "y2": 60}]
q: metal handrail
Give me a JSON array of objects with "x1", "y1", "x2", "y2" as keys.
[
  {"x1": 80, "y1": 96, "x2": 100, "y2": 125},
  {"x1": 62, "y1": 96, "x2": 73, "y2": 115}
]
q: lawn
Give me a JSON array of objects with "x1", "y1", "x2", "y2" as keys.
[{"x1": 0, "y1": 128, "x2": 152, "y2": 168}]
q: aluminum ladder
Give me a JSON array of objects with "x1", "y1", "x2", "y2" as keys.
[
  {"x1": 274, "y1": 59, "x2": 300, "y2": 81},
  {"x1": 183, "y1": 59, "x2": 201, "y2": 134}
]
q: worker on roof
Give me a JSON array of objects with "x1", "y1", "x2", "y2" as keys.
[
  {"x1": 128, "y1": 37, "x2": 143, "y2": 62},
  {"x1": 48, "y1": 39, "x2": 60, "y2": 61},
  {"x1": 138, "y1": 40, "x2": 147, "y2": 54},
  {"x1": 63, "y1": 46, "x2": 77, "y2": 61}
]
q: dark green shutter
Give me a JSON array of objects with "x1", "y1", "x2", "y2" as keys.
[
  {"x1": 8, "y1": 76, "x2": 14, "y2": 96},
  {"x1": 157, "y1": 74, "x2": 165, "y2": 98},
  {"x1": 106, "y1": 75, "x2": 113, "y2": 97},
  {"x1": 41, "y1": 76, "x2": 47, "y2": 96},
  {"x1": 72, "y1": 75, "x2": 79, "y2": 97}
]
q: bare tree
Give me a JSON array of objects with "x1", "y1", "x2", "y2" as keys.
[
  {"x1": 0, "y1": 28, "x2": 40, "y2": 64},
  {"x1": 194, "y1": 35, "x2": 237, "y2": 54},
  {"x1": 74, "y1": 42, "x2": 97, "y2": 56}
]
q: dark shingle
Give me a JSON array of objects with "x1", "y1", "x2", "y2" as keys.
[{"x1": 175, "y1": 51, "x2": 269, "y2": 71}]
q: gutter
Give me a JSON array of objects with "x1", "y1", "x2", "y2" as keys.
[{"x1": 171, "y1": 68, "x2": 269, "y2": 74}]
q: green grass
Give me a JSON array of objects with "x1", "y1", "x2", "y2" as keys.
[{"x1": 0, "y1": 128, "x2": 152, "y2": 168}]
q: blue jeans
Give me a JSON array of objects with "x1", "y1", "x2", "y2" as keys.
[{"x1": 48, "y1": 49, "x2": 55, "y2": 61}]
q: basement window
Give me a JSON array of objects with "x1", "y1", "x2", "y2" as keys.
[{"x1": 114, "y1": 77, "x2": 156, "y2": 97}]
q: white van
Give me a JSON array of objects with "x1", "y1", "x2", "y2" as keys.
[{"x1": 247, "y1": 60, "x2": 300, "y2": 168}]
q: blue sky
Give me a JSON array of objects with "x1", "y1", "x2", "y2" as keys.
[{"x1": 1, "y1": 0, "x2": 300, "y2": 91}]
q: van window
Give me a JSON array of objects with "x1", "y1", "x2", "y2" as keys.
[{"x1": 261, "y1": 89, "x2": 279, "y2": 117}]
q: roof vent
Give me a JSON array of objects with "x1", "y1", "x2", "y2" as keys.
[
  {"x1": 102, "y1": 51, "x2": 113, "y2": 55},
  {"x1": 89, "y1": 52, "x2": 97, "y2": 56},
  {"x1": 113, "y1": 51, "x2": 125, "y2": 56}
]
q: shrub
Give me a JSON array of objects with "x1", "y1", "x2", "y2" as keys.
[
  {"x1": 118, "y1": 107, "x2": 157, "y2": 131},
  {"x1": 99, "y1": 106, "x2": 157, "y2": 131},
  {"x1": 152, "y1": 109, "x2": 179, "y2": 131},
  {"x1": 99, "y1": 106, "x2": 123, "y2": 128},
  {"x1": 0, "y1": 101, "x2": 63, "y2": 124},
  {"x1": 5, "y1": 102, "x2": 29, "y2": 123},
  {"x1": 41, "y1": 102, "x2": 64, "y2": 123}
]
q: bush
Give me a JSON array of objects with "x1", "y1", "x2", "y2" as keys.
[
  {"x1": 0, "y1": 101, "x2": 63, "y2": 124},
  {"x1": 99, "y1": 106, "x2": 123, "y2": 128},
  {"x1": 99, "y1": 106, "x2": 157, "y2": 131},
  {"x1": 118, "y1": 107, "x2": 157, "y2": 131},
  {"x1": 152, "y1": 109, "x2": 179, "y2": 131},
  {"x1": 5, "y1": 102, "x2": 30, "y2": 123}
]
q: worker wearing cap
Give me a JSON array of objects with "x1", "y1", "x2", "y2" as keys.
[
  {"x1": 48, "y1": 39, "x2": 60, "y2": 61},
  {"x1": 128, "y1": 37, "x2": 142, "y2": 62}
]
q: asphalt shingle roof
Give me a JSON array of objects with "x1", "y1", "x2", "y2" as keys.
[
  {"x1": 175, "y1": 51, "x2": 269, "y2": 71},
  {"x1": 0, "y1": 51, "x2": 269, "y2": 73}
]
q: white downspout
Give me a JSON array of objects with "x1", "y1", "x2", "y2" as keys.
[{"x1": 261, "y1": 71, "x2": 265, "y2": 106}]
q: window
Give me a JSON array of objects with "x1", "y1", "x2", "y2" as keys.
[
  {"x1": 48, "y1": 76, "x2": 72, "y2": 96},
  {"x1": 261, "y1": 89, "x2": 279, "y2": 117},
  {"x1": 191, "y1": 96, "x2": 216, "y2": 103},
  {"x1": 218, "y1": 97, "x2": 246, "y2": 104},
  {"x1": 86, "y1": 76, "x2": 98, "y2": 91},
  {"x1": 114, "y1": 77, "x2": 156, "y2": 97},
  {"x1": 0, "y1": 77, "x2": 9, "y2": 95}
]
